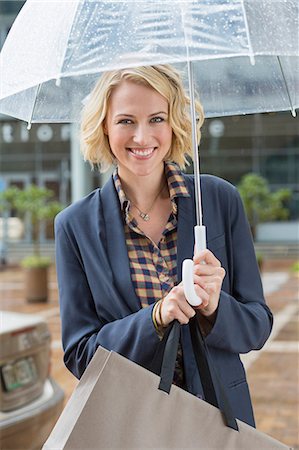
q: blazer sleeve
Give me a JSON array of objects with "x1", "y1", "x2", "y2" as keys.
[
  {"x1": 204, "y1": 186, "x2": 273, "y2": 354},
  {"x1": 55, "y1": 215, "x2": 161, "y2": 380}
]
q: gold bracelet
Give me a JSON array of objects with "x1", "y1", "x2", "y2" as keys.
[
  {"x1": 158, "y1": 299, "x2": 166, "y2": 328},
  {"x1": 152, "y1": 300, "x2": 161, "y2": 330}
]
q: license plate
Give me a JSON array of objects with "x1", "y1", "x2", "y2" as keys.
[{"x1": 1, "y1": 357, "x2": 37, "y2": 392}]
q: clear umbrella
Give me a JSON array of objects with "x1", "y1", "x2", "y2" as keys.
[
  {"x1": 0, "y1": 0, "x2": 298, "y2": 305},
  {"x1": 0, "y1": 0, "x2": 298, "y2": 123}
]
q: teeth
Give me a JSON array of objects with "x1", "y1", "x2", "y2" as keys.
[{"x1": 130, "y1": 147, "x2": 155, "y2": 156}]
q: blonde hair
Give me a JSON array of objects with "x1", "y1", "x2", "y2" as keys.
[{"x1": 80, "y1": 64, "x2": 204, "y2": 172}]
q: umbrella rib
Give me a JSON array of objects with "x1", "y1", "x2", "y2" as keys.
[
  {"x1": 240, "y1": 0, "x2": 255, "y2": 65},
  {"x1": 55, "y1": 0, "x2": 82, "y2": 84},
  {"x1": 27, "y1": 83, "x2": 42, "y2": 130},
  {"x1": 277, "y1": 56, "x2": 296, "y2": 117}
]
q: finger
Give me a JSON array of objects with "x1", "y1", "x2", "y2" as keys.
[
  {"x1": 193, "y1": 249, "x2": 221, "y2": 267},
  {"x1": 177, "y1": 312, "x2": 192, "y2": 325},
  {"x1": 191, "y1": 275, "x2": 210, "y2": 301},
  {"x1": 193, "y1": 263, "x2": 218, "y2": 277},
  {"x1": 194, "y1": 264, "x2": 226, "y2": 279},
  {"x1": 167, "y1": 302, "x2": 194, "y2": 325},
  {"x1": 179, "y1": 283, "x2": 210, "y2": 306},
  {"x1": 163, "y1": 286, "x2": 196, "y2": 323},
  {"x1": 193, "y1": 284, "x2": 209, "y2": 309},
  {"x1": 204, "y1": 282, "x2": 217, "y2": 294},
  {"x1": 196, "y1": 274, "x2": 225, "y2": 294},
  {"x1": 214, "y1": 267, "x2": 226, "y2": 281},
  {"x1": 178, "y1": 297, "x2": 197, "y2": 319}
]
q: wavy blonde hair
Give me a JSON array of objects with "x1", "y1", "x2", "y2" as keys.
[{"x1": 80, "y1": 64, "x2": 204, "y2": 172}]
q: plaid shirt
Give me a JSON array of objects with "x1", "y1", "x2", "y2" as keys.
[{"x1": 113, "y1": 162, "x2": 190, "y2": 387}]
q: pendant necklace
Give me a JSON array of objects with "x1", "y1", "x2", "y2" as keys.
[{"x1": 129, "y1": 182, "x2": 166, "y2": 222}]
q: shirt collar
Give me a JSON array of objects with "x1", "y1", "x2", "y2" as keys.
[
  {"x1": 113, "y1": 161, "x2": 190, "y2": 213},
  {"x1": 165, "y1": 162, "x2": 190, "y2": 201}
]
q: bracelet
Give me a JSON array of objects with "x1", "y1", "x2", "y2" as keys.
[
  {"x1": 152, "y1": 300, "x2": 161, "y2": 330},
  {"x1": 157, "y1": 298, "x2": 166, "y2": 328}
]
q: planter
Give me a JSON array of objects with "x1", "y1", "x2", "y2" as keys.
[{"x1": 24, "y1": 266, "x2": 49, "y2": 302}]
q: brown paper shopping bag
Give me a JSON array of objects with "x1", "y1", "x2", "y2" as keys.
[{"x1": 44, "y1": 320, "x2": 291, "y2": 449}]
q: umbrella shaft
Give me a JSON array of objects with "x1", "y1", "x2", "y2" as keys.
[{"x1": 187, "y1": 61, "x2": 203, "y2": 227}]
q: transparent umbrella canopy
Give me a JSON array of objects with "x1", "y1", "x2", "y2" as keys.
[
  {"x1": 1, "y1": 0, "x2": 298, "y2": 306},
  {"x1": 0, "y1": 0, "x2": 298, "y2": 125}
]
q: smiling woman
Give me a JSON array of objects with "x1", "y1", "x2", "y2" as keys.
[
  {"x1": 80, "y1": 65, "x2": 204, "y2": 172},
  {"x1": 55, "y1": 64, "x2": 273, "y2": 429}
]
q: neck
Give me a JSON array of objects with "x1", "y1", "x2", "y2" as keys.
[{"x1": 118, "y1": 165, "x2": 167, "y2": 207}]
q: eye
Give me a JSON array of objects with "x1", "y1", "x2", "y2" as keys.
[
  {"x1": 150, "y1": 116, "x2": 165, "y2": 123},
  {"x1": 117, "y1": 119, "x2": 133, "y2": 125}
]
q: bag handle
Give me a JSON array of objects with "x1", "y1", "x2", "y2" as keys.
[
  {"x1": 188, "y1": 317, "x2": 238, "y2": 430},
  {"x1": 157, "y1": 319, "x2": 238, "y2": 431}
]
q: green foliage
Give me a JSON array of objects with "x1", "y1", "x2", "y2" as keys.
[
  {"x1": 237, "y1": 173, "x2": 291, "y2": 238},
  {"x1": 0, "y1": 186, "x2": 20, "y2": 212},
  {"x1": 0, "y1": 185, "x2": 64, "y2": 264},
  {"x1": 21, "y1": 255, "x2": 52, "y2": 269},
  {"x1": 290, "y1": 261, "x2": 299, "y2": 273}
]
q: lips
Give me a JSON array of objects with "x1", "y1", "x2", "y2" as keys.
[{"x1": 128, "y1": 147, "x2": 156, "y2": 157}]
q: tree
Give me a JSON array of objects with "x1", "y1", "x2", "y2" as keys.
[
  {"x1": 0, "y1": 185, "x2": 64, "y2": 266},
  {"x1": 237, "y1": 173, "x2": 291, "y2": 239}
]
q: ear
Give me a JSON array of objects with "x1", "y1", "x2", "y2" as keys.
[{"x1": 103, "y1": 120, "x2": 108, "y2": 135}]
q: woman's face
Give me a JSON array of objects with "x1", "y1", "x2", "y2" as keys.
[{"x1": 105, "y1": 80, "x2": 172, "y2": 180}]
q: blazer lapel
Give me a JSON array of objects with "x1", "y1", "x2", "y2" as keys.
[{"x1": 100, "y1": 177, "x2": 141, "y2": 312}]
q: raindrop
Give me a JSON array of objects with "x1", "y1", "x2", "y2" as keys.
[{"x1": 27, "y1": 122, "x2": 32, "y2": 130}]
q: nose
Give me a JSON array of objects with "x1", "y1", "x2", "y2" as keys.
[{"x1": 132, "y1": 123, "x2": 151, "y2": 146}]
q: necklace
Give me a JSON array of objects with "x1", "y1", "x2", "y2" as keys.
[{"x1": 129, "y1": 181, "x2": 167, "y2": 222}]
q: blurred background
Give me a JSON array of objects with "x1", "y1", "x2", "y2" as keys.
[{"x1": 0, "y1": 2, "x2": 298, "y2": 450}]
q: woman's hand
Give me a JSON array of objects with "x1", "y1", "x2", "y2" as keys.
[
  {"x1": 192, "y1": 249, "x2": 226, "y2": 318},
  {"x1": 155, "y1": 249, "x2": 225, "y2": 327},
  {"x1": 157, "y1": 280, "x2": 209, "y2": 327}
]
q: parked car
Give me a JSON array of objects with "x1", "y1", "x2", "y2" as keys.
[{"x1": 0, "y1": 311, "x2": 64, "y2": 450}]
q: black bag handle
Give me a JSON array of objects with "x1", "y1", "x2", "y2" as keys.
[
  {"x1": 188, "y1": 318, "x2": 218, "y2": 408},
  {"x1": 189, "y1": 317, "x2": 238, "y2": 430},
  {"x1": 157, "y1": 320, "x2": 181, "y2": 393},
  {"x1": 156, "y1": 319, "x2": 238, "y2": 431}
]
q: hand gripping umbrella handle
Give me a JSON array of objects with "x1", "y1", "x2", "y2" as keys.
[{"x1": 182, "y1": 225, "x2": 206, "y2": 307}]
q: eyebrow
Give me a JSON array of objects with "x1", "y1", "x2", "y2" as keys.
[{"x1": 115, "y1": 111, "x2": 168, "y2": 118}]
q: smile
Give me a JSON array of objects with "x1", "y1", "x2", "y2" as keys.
[{"x1": 128, "y1": 147, "x2": 156, "y2": 157}]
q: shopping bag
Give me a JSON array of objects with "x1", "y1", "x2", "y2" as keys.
[{"x1": 43, "y1": 319, "x2": 291, "y2": 449}]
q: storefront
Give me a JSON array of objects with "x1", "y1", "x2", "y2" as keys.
[{"x1": 0, "y1": 120, "x2": 71, "y2": 204}]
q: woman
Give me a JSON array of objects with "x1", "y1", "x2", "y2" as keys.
[{"x1": 55, "y1": 64, "x2": 273, "y2": 427}]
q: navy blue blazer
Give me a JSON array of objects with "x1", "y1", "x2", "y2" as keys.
[{"x1": 55, "y1": 173, "x2": 273, "y2": 427}]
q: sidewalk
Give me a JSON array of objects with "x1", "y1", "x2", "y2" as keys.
[
  {"x1": 246, "y1": 268, "x2": 299, "y2": 449},
  {"x1": 0, "y1": 260, "x2": 298, "y2": 449}
]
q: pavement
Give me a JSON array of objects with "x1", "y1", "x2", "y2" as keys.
[{"x1": 0, "y1": 258, "x2": 298, "y2": 449}]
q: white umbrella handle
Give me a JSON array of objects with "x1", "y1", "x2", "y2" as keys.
[{"x1": 182, "y1": 225, "x2": 206, "y2": 307}]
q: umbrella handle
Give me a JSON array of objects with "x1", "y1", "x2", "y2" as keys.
[{"x1": 182, "y1": 225, "x2": 206, "y2": 307}]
